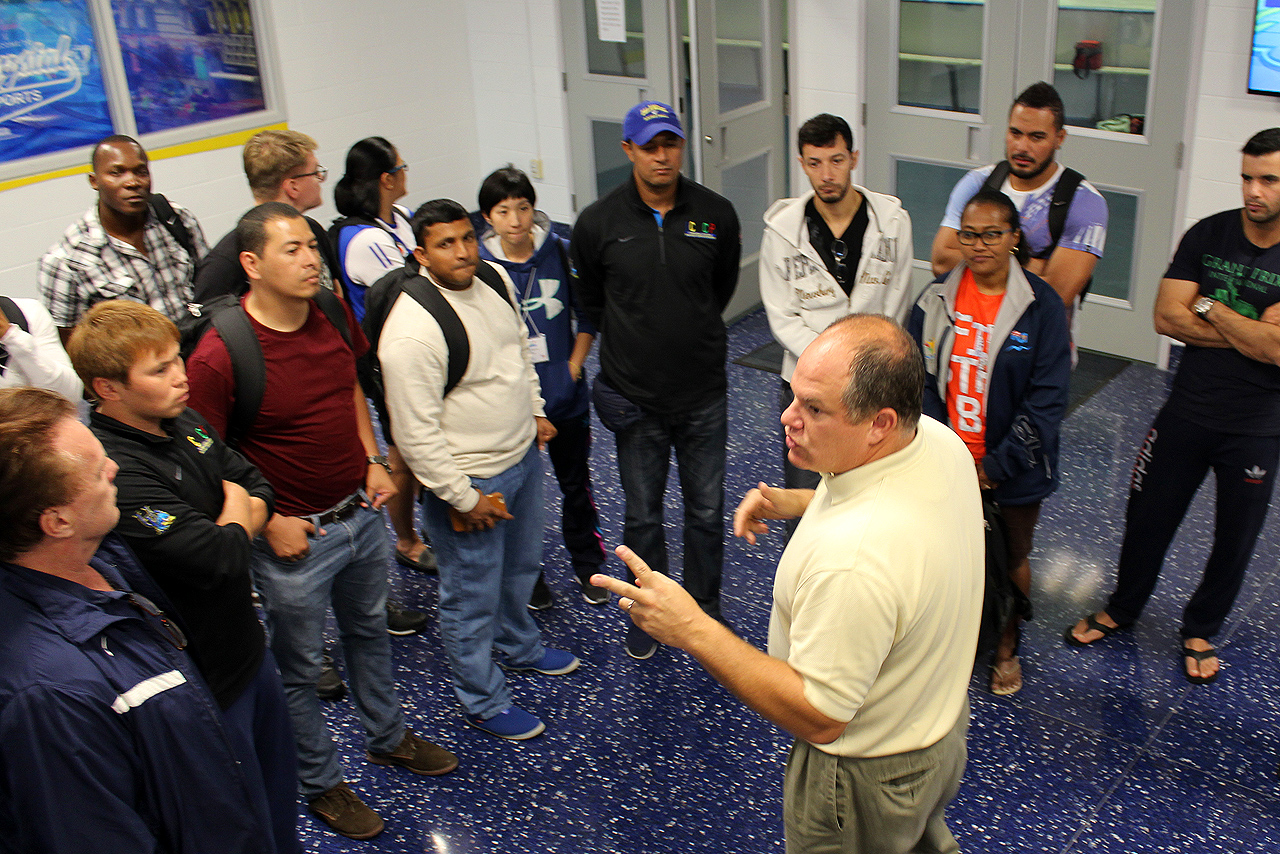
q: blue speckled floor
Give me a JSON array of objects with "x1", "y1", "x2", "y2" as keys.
[{"x1": 304, "y1": 309, "x2": 1280, "y2": 853}]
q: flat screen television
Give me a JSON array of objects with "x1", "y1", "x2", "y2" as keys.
[{"x1": 1250, "y1": 0, "x2": 1280, "y2": 95}]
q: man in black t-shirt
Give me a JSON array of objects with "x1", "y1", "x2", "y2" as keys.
[{"x1": 1067, "y1": 128, "x2": 1280, "y2": 685}]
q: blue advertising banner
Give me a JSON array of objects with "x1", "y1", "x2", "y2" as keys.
[
  {"x1": 112, "y1": 0, "x2": 265, "y2": 135},
  {"x1": 0, "y1": 1, "x2": 114, "y2": 163}
]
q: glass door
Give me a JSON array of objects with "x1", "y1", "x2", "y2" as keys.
[
  {"x1": 866, "y1": 0, "x2": 1193, "y2": 363},
  {"x1": 561, "y1": 0, "x2": 675, "y2": 210},
  {"x1": 686, "y1": 0, "x2": 787, "y2": 319}
]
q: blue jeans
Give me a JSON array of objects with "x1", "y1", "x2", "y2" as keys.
[
  {"x1": 614, "y1": 396, "x2": 726, "y2": 616},
  {"x1": 251, "y1": 502, "x2": 405, "y2": 799},
  {"x1": 421, "y1": 444, "x2": 546, "y2": 719}
]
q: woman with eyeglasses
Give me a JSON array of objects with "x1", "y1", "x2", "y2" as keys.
[
  {"x1": 907, "y1": 188, "x2": 1071, "y2": 696},
  {"x1": 330, "y1": 137, "x2": 414, "y2": 323},
  {"x1": 330, "y1": 137, "x2": 439, "y2": 587}
]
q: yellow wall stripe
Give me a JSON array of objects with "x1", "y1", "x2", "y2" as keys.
[{"x1": 0, "y1": 122, "x2": 288, "y2": 194}]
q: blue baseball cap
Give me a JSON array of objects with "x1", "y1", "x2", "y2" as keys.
[{"x1": 623, "y1": 101, "x2": 684, "y2": 145}]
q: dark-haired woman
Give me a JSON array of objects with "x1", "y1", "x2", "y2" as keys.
[
  {"x1": 331, "y1": 137, "x2": 414, "y2": 323},
  {"x1": 907, "y1": 189, "x2": 1071, "y2": 695},
  {"x1": 331, "y1": 137, "x2": 435, "y2": 585}
]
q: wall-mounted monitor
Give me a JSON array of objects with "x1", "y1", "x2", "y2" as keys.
[{"x1": 1250, "y1": 0, "x2": 1280, "y2": 95}]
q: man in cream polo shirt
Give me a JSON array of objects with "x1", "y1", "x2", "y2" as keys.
[{"x1": 593, "y1": 314, "x2": 984, "y2": 853}]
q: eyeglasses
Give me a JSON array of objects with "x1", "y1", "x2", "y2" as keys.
[
  {"x1": 385, "y1": 163, "x2": 408, "y2": 175},
  {"x1": 956, "y1": 228, "x2": 1014, "y2": 246},
  {"x1": 830, "y1": 239, "x2": 848, "y2": 285},
  {"x1": 291, "y1": 166, "x2": 328, "y2": 182},
  {"x1": 126, "y1": 592, "x2": 188, "y2": 650}
]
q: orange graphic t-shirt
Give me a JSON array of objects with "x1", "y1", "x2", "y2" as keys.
[{"x1": 946, "y1": 270, "x2": 1004, "y2": 464}]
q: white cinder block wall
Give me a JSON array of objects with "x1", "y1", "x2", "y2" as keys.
[
  {"x1": 1186, "y1": 0, "x2": 1280, "y2": 229},
  {"x1": 464, "y1": 0, "x2": 574, "y2": 224},
  {"x1": 0, "y1": 0, "x2": 483, "y2": 300}
]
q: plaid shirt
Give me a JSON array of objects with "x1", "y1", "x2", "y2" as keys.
[{"x1": 38, "y1": 202, "x2": 208, "y2": 326}]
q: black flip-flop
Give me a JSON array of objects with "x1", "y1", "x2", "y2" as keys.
[
  {"x1": 1063, "y1": 614, "x2": 1122, "y2": 648},
  {"x1": 395, "y1": 548, "x2": 438, "y2": 575},
  {"x1": 1181, "y1": 646, "x2": 1220, "y2": 685}
]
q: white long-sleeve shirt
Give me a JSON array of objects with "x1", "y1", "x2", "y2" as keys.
[
  {"x1": 0, "y1": 298, "x2": 82, "y2": 401},
  {"x1": 378, "y1": 264, "x2": 545, "y2": 511}
]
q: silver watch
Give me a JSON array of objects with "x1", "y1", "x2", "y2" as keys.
[
  {"x1": 1192, "y1": 296, "x2": 1215, "y2": 319},
  {"x1": 366, "y1": 454, "x2": 392, "y2": 474}
]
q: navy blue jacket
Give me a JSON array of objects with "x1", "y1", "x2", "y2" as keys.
[
  {"x1": 908, "y1": 264, "x2": 1071, "y2": 505},
  {"x1": 0, "y1": 535, "x2": 274, "y2": 854},
  {"x1": 479, "y1": 215, "x2": 596, "y2": 422}
]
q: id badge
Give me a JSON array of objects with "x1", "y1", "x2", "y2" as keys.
[{"x1": 526, "y1": 333, "x2": 550, "y2": 364}]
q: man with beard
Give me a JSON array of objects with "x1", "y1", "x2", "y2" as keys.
[
  {"x1": 931, "y1": 82, "x2": 1107, "y2": 331},
  {"x1": 1067, "y1": 128, "x2": 1280, "y2": 686},
  {"x1": 760, "y1": 113, "x2": 914, "y2": 520}
]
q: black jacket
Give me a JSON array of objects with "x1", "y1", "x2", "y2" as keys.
[
  {"x1": 193, "y1": 215, "x2": 339, "y2": 303},
  {"x1": 90, "y1": 408, "x2": 274, "y2": 709},
  {"x1": 570, "y1": 175, "x2": 741, "y2": 415}
]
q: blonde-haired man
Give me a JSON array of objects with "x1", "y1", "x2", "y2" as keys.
[{"x1": 193, "y1": 129, "x2": 339, "y2": 302}]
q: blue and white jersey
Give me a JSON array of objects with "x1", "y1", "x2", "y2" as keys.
[{"x1": 941, "y1": 163, "x2": 1108, "y2": 259}]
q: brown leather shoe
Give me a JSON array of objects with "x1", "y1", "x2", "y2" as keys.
[
  {"x1": 367, "y1": 732, "x2": 459, "y2": 776},
  {"x1": 308, "y1": 781, "x2": 383, "y2": 840}
]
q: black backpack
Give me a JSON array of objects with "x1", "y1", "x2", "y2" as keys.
[
  {"x1": 981, "y1": 162, "x2": 1092, "y2": 300},
  {"x1": 0, "y1": 296, "x2": 29, "y2": 371},
  {"x1": 178, "y1": 289, "x2": 352, "y2": 447},
  {"x1": 328, "y1": 209, "x2": 412, "y2": 297},
  {"x1": 359, "y1": 257, "x2": 515, "y2": 420},
  {"x1": 974, "y1": 495, "x2": 1032, "y2": 660}
]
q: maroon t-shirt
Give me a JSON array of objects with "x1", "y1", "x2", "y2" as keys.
[{"x1": 187, "y1": 298, "x2": 370, "y2": 516}]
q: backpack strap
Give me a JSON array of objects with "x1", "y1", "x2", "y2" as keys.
[
  {"x1": 148, "y1": 194, "x2": 198, "y2": 261},
  {"x1": 313, "y1": 288, "x2": 353, "y2": 348},
  {"x1": 980, "y1": 161, "x2": 1011, "y2": 194},
  {"x1": 209, "y1": 306, "x2": 264, "y2": 448},
  {"x1": 0, "y1": 296, "x2": 28, "y2": 333},
  {"x1": 474, "y1": 260, "x2": 517, "y2": 310},
  {"x1": 1045, "y1": 167, "x2": 1084, "y2": 257},
  {"x1": 400, "y1": 277, "x2": 472, "y2": 397},
  {"x1": 0, "y1": 296, "x2": 27, "y2": 371}
]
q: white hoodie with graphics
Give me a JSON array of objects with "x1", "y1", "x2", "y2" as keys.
[{"x1": 760, "y1": 187, "x2": 914, "y2": 380}]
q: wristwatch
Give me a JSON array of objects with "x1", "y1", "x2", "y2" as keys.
[
  {"x1": 1192, "y1": 296, "x2": 1216, "y2": 319},
  {"x1": 366, "y1": 454, "x2": 393, "y2": 474}
]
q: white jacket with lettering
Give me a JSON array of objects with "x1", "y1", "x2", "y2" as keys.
[{"x1": 760, "y1": 187, "x2": 914, "y2": 380}]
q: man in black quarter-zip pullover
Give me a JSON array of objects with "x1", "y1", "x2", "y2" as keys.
[{"x1": 570, "y1": 100, "x2": 741, "y2": 660}]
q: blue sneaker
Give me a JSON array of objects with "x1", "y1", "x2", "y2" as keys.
[
  {"x1": 504, "y1": 647, "x2": 580, "y2": 675},
  {"x1": 466, "y1": 706, "x2": 545, "y2": 740}
]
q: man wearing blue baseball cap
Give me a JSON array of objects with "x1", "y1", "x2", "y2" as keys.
[{"x1": 570, "y1": 100, "x2": 741, "y2": 660}]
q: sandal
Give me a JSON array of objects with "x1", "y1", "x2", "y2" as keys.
[
  {"x1": 1064, "y1": 613, "x2": 1122, "y2": 648},
  {"x1": 991, "y1": 656, "x2": 1023, "y2": 695},
  {"x1": 1181, "y1": 645, "x2": 1220, "y2": 685}
]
